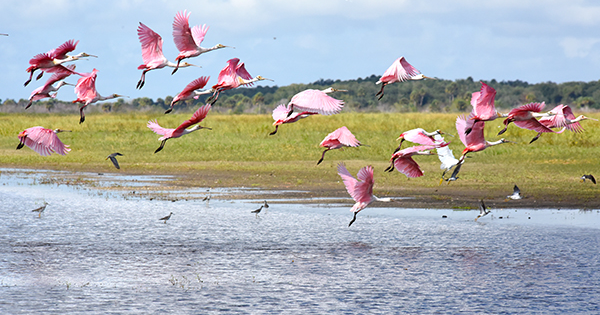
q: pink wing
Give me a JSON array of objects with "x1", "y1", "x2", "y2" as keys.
[
  {"x1": 272, "y1": 104, "x2": 290, "y2": 121},
  {"x1": 393, "y1": 156, "x2": 424, "y2": 178},
  {"x1": 401, "y1": 129, "x2": 436, "y2": 146},
  {"x1": 49, "y1": 39, "x2": 78, "y2": 59},
  {"x1": 20, "y1": 127, "x2": 70, "y2": 156},
  {"x1": 322, "y1": 126, "x2": 360, "y2": 147},
  {"x1": 508, "y1": 102, "x2": 546, "y2": 117},
  {"x1": 28, "y1": 53, "x2": 53, "y2": 67},
  {"x1": 74, "y1": 69, "x2": 98, "y2": 104},
  {"x1": 175, "y1": 103, "x2": 212, "y2": 132},
  {"x1": 178, "y1": 76, "x2": 210, "y2": 97},
  {"x1": 147, "y1": 120, "x2": 172, "y2": 136},
  {"x1": 457, "y1": 115, "x2": 485, "y2": 147},
  {"x1": 236, "y1": 62, "x2": 253, "y2": 81},
  {"x1": 539, "y1": 104, "x2": 567, "y2": 129},
  {"x1": 561, "y1": 105, "x2": 584, "y2": 132},
  {"x1": 289, "y1": 89, "x2": 344, "y2": 115},
  {"x1": 471, "y1": 82, "x2": 497, "y2": 120},
  {"x1": 172, "y1": 10, "x2": 198, "y2": 53},
  {"x1": 378, "y1": 57, "x2": 421, "y2": 84},
  {"x1": 337, "y1": 163, "x2": 359, "y2": 200},
  {"x1": 45, "y1": 64, "x2": 75, "y2": 86},
  {"x1": 513, "y1": 119, "x2": 555, "y2": 133},
  {"x1": 191, "y1": 24, "x2": 208, "y2": 47},
  {"x1": 354, "y1": 166, "x2": 374, "y2": 203},
  {"x1": 138, "y1": 22, "x2": 167, "y2": 67}
]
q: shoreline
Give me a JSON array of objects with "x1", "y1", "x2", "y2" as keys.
[{"x1": 2, "y1": 165, "x2": 598, "y2": 210}]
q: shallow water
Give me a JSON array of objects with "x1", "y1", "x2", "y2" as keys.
[{"x1": 1, "y1": 170, "x2": 599, "y2": 314}]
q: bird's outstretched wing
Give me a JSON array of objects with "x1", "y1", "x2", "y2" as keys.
[
  {"x1": 175, "y1": 103, "x2": 212, "y2": 132},
  {"x1": 138, "y1": 22, "x2": 166, "y2": 66},
  {"x1": 289, "y1": 89, "x2": 344, "y2": 116},
  {"x1": 50, "y1": 39, "x2": 78, "y2": 59},
  {"x1": 172, "y1": 10, "x2": 197, "y2": 53}
]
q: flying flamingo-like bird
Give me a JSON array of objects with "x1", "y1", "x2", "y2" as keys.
[
  {"x1": 457, "y1": 114, "x2": 511, "y2": 162},
  {"x1": 73, "y1": 69, "x2": 124, "y2": 124},
  {"x1": 136, "y1": 22, "x2": 198, "y2": 89},
  {"x1": 317, "y1": 126, "x2": 363, "y2": 165},
  {"x1": 465, "y1": 82, "x2": 504, "y2": 135},
  {"x1": 16, "y1": 126, "x2": 71, "y2": 156},
  {"x1": 376, "y1": 56, "x2": 433, "y2": 100},
  {"x1": 148, "y1": 103, "x2": 212, "y2": 153},
  {"x1": 24, "y1": 39, "x2": 95, "y2": 86},
  {"x1": 171, "y1": 10, "x2": 229, "y2": 74},
  {"x1": 384, "y1": 144, "x2": 442, "y2": 177},
  {"x1": 27, "y1": 64, "x2": 77, "y2": 109},
  {"x1": 270, "y1": 104, "x2": 316, "y2": 135},
  {"x1": 337, "y1": 163, "x2": 392, "y2": 227},
  {"x1": 209, "y1": 58, "x2": 271, "y2": 104},
  {"x1": 286, "y1": 87, "x2": 346, "y2": 117},
  {"x1": 165, "y1": 76, "x2": 210, "y2": 114},
  {"x1": 395, "y1": 128, "x2": 447, "y2": 152},
  {"x1": 538, "y1": 104, "x2": 598, "y2": 133},
  {"x1": 497, "y1": 102, "x2": 557, "y2": 143}
]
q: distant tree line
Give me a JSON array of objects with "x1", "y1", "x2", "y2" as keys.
[{"x1": 3, "y1": 75, "x2": 600, "y2": 114}]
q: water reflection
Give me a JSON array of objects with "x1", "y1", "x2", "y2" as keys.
[{"x1": 0, "y1": 169, "x2": 599, "y2": 314}]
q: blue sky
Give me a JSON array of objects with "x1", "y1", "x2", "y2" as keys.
[{"x1": 1, "y1": 0, "x2": 599, "y2": 102}]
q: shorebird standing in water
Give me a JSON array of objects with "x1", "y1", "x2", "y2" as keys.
[
  {"x1": 506, "y1": 185, "x2": 522, "y2": 200},
  {"x1": 31, "y1": 202, "x2": 49, "y2": 217},
  {"x1": 159, "y1": 212, "x2": 173, "y2": 223},
  {"x1": 251, "y1": 205, "x2": 263, "y2": 217},
  {"x1": 581, "y1": 174, "x2": 596, "y2": 184},
  {"x1": 475, "y1": 199, "x2": 491, "y2": 221}
]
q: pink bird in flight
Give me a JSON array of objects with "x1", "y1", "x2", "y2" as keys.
[
  {"x1": 286, "y1": 87, "x2": 346, "y2": 117},
  {"x1": 27, "y1": 64, "x2": 77, "y2": 109},
  {"x1": 136, "y1": 22, "x2": 198, "y2": 89},
  {"x1": 209, "y1": 58, "x2": 271, "y2": 104},
  {"x1": 147, "y1": 103, "x2": 212, "y2": 153},
  {"x1": 465, "y1": 82, "x2": 504, "y2": 135},
  {"x1": 497, "y1": 102, "x2": 557, "y2": 143},
  {"x1": 165, "y1": 76, "x2": 210, "y2": 114},
  {"x1": 24, "y1": 39, "x2": 95, "y2": 86},
  {"x1": 376, "y1": 57, "x2": 433, "y2": 100},
  {"x1": 337, "y1": 163, "x2": 392, "y2": 227},
  {"x1": 171, "y1": 10, "x2": 229, "y2": 74},
  {"x1": 395, "y1": 128, "x2": 447, "y2": 152},
  {"x1": 317, "y1": 126, "x2": 363, "y2": 165},
  {"x1": 384, "y1": 144, "x2": 442, "y2": 177},
  {"x1": 270, "y1": 104, "x2": 316, "y2": 135},
  {"x1": 73, "y1": 69, "x2": 124, "y2": 124},
  {"x1": 17, "y1": 127, "x2": 71, "y2": 156}
]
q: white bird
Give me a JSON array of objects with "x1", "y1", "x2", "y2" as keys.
[
  {"x1": 506, "y1": 185, "x2": 522, "y2": 200},
  {"x1": 432, "y1": 133, "x2": 460, "y2": 179}
]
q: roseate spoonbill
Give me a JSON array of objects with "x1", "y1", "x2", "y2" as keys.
[
  {"x1": 73, "y1": 69, "x2": 124, "y2": 124},
  {"x1": 106, "y1": 153, "x2": 123, "y2": 169},
  {"x1": 497, "y1": 102, "x2": 556, "y2": 143},
  {"x1": 159, "y1": 212, "x2": 173, "y2": 223},
  {"x1": 395, "y1": 128, "x2": 449, "y2": 152},
  {"x1": 31, "y1": 202, "x2": 49, "y2": 218},
  {"x1": 475, "y1": 199, "x2": 491, "y2": 221},
  {"x1": 171, "y1": 10, "x2": 230, "y2": 74},
  {"x1": 375, "y1": 57, "x2": 433, "y2": 100},
  {"x1": 136, "y1": 22, "x2": 198, "y2": 89},
  {"x1": 337, "y1": 163, "x2": 392, "y2": 227},
  {"x1": 147, "y1": 103, "x2": 212, "y2": 153},
  {"x1": 506, "y1": 185, "x2": 522, "y2": 200},
  {"x1": 317, "y1": 126, "x2": 363, "y2": 165},
  {"x1": 538, "y1": 104, "x2": 598, "y2": 133},
  {"x1": 286, "y1": 87, "x2": 346, "y2": 117},
  {"x1": 209, "y1": 58, "x2": 271, "y2": 104},
  {"x1": 384, "y1": 144, "x2": 441, "y2": 177},
  {"x1": 269, "y1": 104, "x2": 317, "y2": 135},
  {"x1": 456, "y1": 114, "x2": 511, "y2": 163},
  {"x1": 581, "y1": 174, "x2": 596, "y2": 184},
  {"x1": 165, "y1": 76, "x2": 210, "y2": 114},
  {"x1": 25, "y1": 39, "x2": 95, "y2": 86},
  {"x1": 27, "y1": 64, "x2": 76, "y2": 109},
  {"x1": 17, "y1": 127, "x2": 71, "y2": 156},
  {"x1": 465, "y1": 82, "x2": 505, "y2": 135}
]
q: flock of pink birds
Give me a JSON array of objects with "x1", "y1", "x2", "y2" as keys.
[{"x1": 11, "y1": 10, "x2": 598, "y2": 226}]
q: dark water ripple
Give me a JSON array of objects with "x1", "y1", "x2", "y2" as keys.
[{"x1": 1, "y1": 171, "x2": 599, "y2": 314}]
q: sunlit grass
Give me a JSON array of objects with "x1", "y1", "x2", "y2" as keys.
[{"x1": 1, "y1": 111, "x2": 599, "y2": 201}]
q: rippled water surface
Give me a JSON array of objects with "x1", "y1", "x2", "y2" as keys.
[{"x1": 1, "y1": 170, "x2": 599, "y2": 314}]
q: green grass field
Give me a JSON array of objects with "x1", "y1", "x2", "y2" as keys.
[{"x1": 1, "y1": 111, "x2": 598, "y2": 206}]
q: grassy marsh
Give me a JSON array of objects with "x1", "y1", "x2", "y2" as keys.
[{"x1": 1, "y1": 111, "x2": 598, "y2": 208}]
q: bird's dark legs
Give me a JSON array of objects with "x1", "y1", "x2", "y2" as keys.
[
  {"x1": 286, "y1": 105, "x2": 294, "y2": 118},
  {"x1": 316, "y1": 149, "x2": 329, "y2": 165},
  {"x1": 154, "y1": 140, "x2": 167, "y2": 153},
  {"x1": 24, "y1": 69, "x2": 36, "y2": 86},
  {"x1": 16, "y1": 140, "x2": 25, "y2": 150},
  {"x1": 376, "y1": 84, "x2": 386, "y2": 100},
  {"x1": 79, "y1": 107, "x2": 86, "y2": 124},
  {"x1": 529, "y1": 133, "x2": 541, "y2": 144},
  {"x1": 393, "y1": 139, "x2": 405, "y2": 153},
  {"x1": 348, "y1": 212, "x2": 358, "y2": 227},
  {"x1": 497, "y1": 121, "x2": 511, "y2": 135},
  {"x1": 171, "y1": 60, "x2": 181, "y2": 75},
  {"x1": 25, "y1": 100, "x2": 33, "y2": 109},
  {"x1": 464, "y1": 119, "x2": 480, "y2": 136},
  {"x1": 136, "y1": 71, "x2": 147, "y2": 89},
  {"x1": 36, "y1": 71, "x2": 44, "y2": 81},
  {"x1": 164, "y1": 107, "x2": 173, "y2": 114},
  {"x1": 384, "y1": 160, "x2": 395, "y2": 172},
  {"x1": 269, "y1": 125, "x2": 279, "y2": 136}
]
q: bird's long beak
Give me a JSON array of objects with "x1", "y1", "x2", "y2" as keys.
[
  {"x1": 423, "y1": 75, "x2": 436, "y2": 80},
  {"x1": 333, "y1": 89, "x2": 348, "y2": 92},
  {"x1": 588, "y1": 117, "x2": 599, "y2": 121}
]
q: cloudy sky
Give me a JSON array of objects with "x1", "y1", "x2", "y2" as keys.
[{"x1": 1, "y1": 0, "x2": 599, "y2": 102}]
